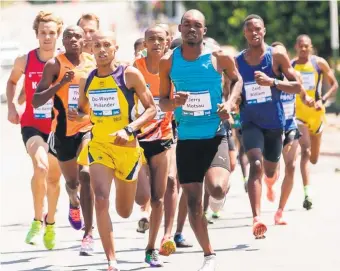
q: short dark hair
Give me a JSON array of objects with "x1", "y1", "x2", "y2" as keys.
[
  {"x1": 134, "y1": 38, "x2": 144, "y2": 52},
  {"x1": 170, "y1": 38, "x2": 182, "y2": 50},
  {"x1": 243, "y1": 14, "x2": 264, "y2": 25},
  {"x1": 296, "y1": 34, "x2": 311, "y2": 44}
]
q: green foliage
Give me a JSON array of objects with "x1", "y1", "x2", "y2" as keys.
[{"x1": 183, "y1": 1, "x2": 332, "y2": 58}]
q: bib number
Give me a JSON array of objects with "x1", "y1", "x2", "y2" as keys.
[
  {"x1": 89, "y1": 88, "x2": 121, "y2": 116},
  {"x1": 34, "y1": 99, "x2": 53, "y2": 119},
  {"x1": 245, "y1": 82, "x2": 272, "y2": 104},
  {"x1": 301, "y1": 72, "x2": 315, "y2": 91},
  {"x1": 68, "y1": 85, "x2": 79, "y2": 109},
  {"x1": 182, "y1": 91, "x2": 212, "y2": 116}
]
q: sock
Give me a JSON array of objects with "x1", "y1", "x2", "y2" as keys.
[
  {"x1": 304, "y1": 185, "x2": 311, "y2": 197},
  {"x1": 204, "y1": 253, "x2": 216, "y2": 257},
  {"x1": 108, "y1": 260, "x2": 118, "y2": 268}
]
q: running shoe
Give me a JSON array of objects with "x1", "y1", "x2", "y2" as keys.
[
  {"x1": 43, "y1": 224, "x2": 56, "y2": 250},
  {"x1": 68, "y1": 203, "x2": 83, "y2": 230},
  {"x1": 136, "y1": 217, "x2": 149, "y2": 233},
  {"x1": 80, "y1": 235, "x2": 94, "y2": 256},
  {"x1": 174, "y1": 233, "x2": 193, "y2": 248},
  {"x1": 198, "y1": 254, "x2": 216, "y2": 271},
  {"x1": 303, "y1": 196, "x2": 313, "y2": 210},
  {"x1": 25, "y1": 220, "x2": 42, "y2": 245},
  {"x1": 159, "y1": 237, "x2": 176, "y2": 256},
  {"x1": 145, "y1": 249, "x2": 163, "y2": 267}
]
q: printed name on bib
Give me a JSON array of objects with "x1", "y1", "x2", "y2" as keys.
[
  {"x1": 136, "y1": 97, "x2": 165, "y2": 120},
  {"x1": 244, "y1": 82, "x2": 272, "y2": 104},
  {"x1": 68, "y1": 85, "x2": 80, "y2": 109},
  {"x1": 89, "y1": 88, "x2": 121, "y2": 116},
  {"x1": 34, "y1": 99, "x2": 53, "y2": 119},
  {"x1": 182, "y1": 91, "x2": 212, "y2": 116},
  {"x1": 301, "y1": 72, "x2": 315, "y2": 91}
]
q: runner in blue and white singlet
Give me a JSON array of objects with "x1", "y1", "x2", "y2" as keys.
[
  {"x1": 159, "y1": 10, "x2": 243, "y2": 271},
  {"x1": 237, "y1": 15, "x2": 303, "y2": 239}
]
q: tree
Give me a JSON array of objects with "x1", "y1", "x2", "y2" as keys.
[{"x1": 183, "y1": 1, "x2": 332, "y2": 58}]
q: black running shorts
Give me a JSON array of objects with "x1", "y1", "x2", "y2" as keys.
[
  {"x1": 176, "y1": 136, "x2": 230, "y2": 184},
  {"x1": 242, "y1": 122, "x2": 283, "y2": 163}
]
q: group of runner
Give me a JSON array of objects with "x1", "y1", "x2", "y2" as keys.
[{"x1": 6, "y1": 9, "x2": 338, "y2": 271}]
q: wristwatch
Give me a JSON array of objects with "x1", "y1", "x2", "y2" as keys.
[
  {"x1": 322, "y1": 98, "x2": 327, "y2": 105},
  {"x1": 272, "y1": 78, "x2": 279, "y2": 87},
  {"x1": 124, "y1": 126, "x2": 134, "y2": 136}
]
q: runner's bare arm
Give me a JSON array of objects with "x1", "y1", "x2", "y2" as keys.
[
  {"x1": 159, "y1": 53, "x2": 175, "y2": 112},
  {"x1": 217, "y1": 51, "x2": 243, "y2": 107},
  {"x1": 271, "y1": 46, "x2": 303, "y2": 94},
  {"x1": 6, "y1": 54, "x2": 26, "y2": 109},
  {"x1": 125, "y1": 66, "x2": 156, "y2": 131},
  {"x1": 317, "y1": 57, "x2": 339, "y2": 102},
  {"x1": 33, "y1": 58, "x2": 67, "y2": 108}
]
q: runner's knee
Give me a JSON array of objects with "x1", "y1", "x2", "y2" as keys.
[
  {"x1": 150, "y1": 193, "x2": 164, "y2": 208},
  {"x1": 300, "y1": 147, "x2": 311, "y2": 160},
  {"x1": 249, "y1": 159, "x2": 262, "y2": 178},
  {"x1": 209, "y1": 184, "x2": 225, "y2": 200},
  {"x1": 285, "y1": 160, "x2": 296, "y2": 174},
  {"x1": 33, "y1": 159, "x2": 49, "y2": 179},
  {"x1": 310, "y1": 156, "x2": 318, "y2": 165},
  {"x1": 79, "y1": 168, "x2": 90, "y2": 185},
  {"x1": 116, "y1": 204, "x2": 133, "y2": 218}
]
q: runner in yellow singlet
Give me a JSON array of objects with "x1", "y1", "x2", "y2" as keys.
[
  {"x1": 292, "y1": 35, "x2": 338, "y2": 210},
  {"x1": 73, "y1": 30, "x2": 156, "y2": 271}
]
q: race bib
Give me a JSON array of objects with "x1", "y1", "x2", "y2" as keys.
[
  {"x1": 136, "y1": 97, "x2": 165, "y2": 120},
  {"x1": 182, "y1": 91, "x2": 212, "y2": 116},
  {"x1": 244, "y1": 82, "x2": 272, "y2": 104},
  {"x1": 68, "y1": 85, "x2": 79, "y2": 109},
  {"x1": 301, "y1": 72, "x2": 315, "y2": 91},
  {"x1": 34, "y1": 99, "x2": 53, "y2": 119},
  {"x1": 281, "y1": 93, "x2": 295, "y2": 120},
  {"x1": 89, "y1": 88, "x2": 120, "y2": 116}
]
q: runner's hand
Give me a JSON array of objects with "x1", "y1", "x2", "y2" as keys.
[
  {"x1": 301, "y1": 94, "x2": 315, "y2": 108},
  {"x1": 8, "y1": 106, "x2": 20, "y2": 124},
  {"x1": 314, "y1": 100, "x2": 323, "y2": 111},
  {"x1": 60, "y1": 71, "x2": 75, "y2": 85},
  {"x1": 111, "y1": 129, "x2": 129, "y2": 146},
  {"x1": 254, "y1": 71, "x2": 274, "y2": 86},
  {"x1": 217, "y1": 102, "x2": 231, "y2": 120},
  {"x1": 67, "y1": 108, "x2": 79, "y2": 121},
  {"x1": 173, "y1": 92, "x2": 189, "y2": 107}
]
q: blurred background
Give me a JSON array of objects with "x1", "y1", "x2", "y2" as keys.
[{"x1": 0, "y1": 0, "x2": 339, "y2": 113}]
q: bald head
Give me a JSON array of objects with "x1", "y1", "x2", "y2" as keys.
[
  {"x1": 93, "y1": 30, "x2": 116, "y2": 43},
  {"x1": 145, "y1": 25, "x2": 167, "y2": 39},
  {"x1": 181, "y1": 9, "x2": 206, "y2": 25}
]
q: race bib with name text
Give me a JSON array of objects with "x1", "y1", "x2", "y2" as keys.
[
  {"x1": 34, "y1": 99, "x2": 53, "y2": 119},
  {"x1": 182, "y1": 91, "x2": 212, "y2": 116},
  {"x1": 301, "y1": 72, "x2": 315, "y2": 91},
  {"x1": 89, "y1": 88, "x2": 121, "y2": 116},
  {"x1": 68, "y1": 85, "x2": 80, "y2": 109},
  {"x1": 245, "y1": 82, "x2": 272, "y2": 104}
]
